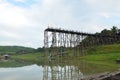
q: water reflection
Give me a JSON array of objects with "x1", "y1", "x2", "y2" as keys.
[
  {"x1": 43, "y1": 65, "x2": 83, "y2": 80},
  {"x1": 0, "y1": 65, "x2": 43, "y2": 80},
  {"x1": 0, "y1": 64, "x2": 83, "y2": 80}
]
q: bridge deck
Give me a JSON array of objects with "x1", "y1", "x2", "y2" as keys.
[{"x1": 45, "y1": 27, "x2": 116, "y2": 37}]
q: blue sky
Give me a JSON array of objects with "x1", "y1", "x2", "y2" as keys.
[
  {"x1": 0, "y1": 0, "x2": 120, "y2": 48},
  {"x1": 6, "y1": 0, "x2": 36, "y2": 7}
]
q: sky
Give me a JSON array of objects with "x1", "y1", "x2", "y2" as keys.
[{"x1": 0, "y1": 0, "x2": 120, "y2": 48}]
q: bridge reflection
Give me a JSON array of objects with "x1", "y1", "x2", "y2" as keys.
[{"x1": 43, "y1": 65, "x2": 83, "y2": 80}]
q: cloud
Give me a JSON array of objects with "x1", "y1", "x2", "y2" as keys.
[
  {"x1": 85, "y1": 0, "x2": 120, "y2": 12},
  {"x1": 0, "y1": 30, "x2": 19, "y2": 39},
  {"x1": 0, "y1": 1, "x2": 29, "y2": 28},
  {"x1": 99, "y1": 12, "x2": 110, "y2": 18},
  {"x1": 0, "y1": 0, "x2": 120, "y2": 48},
  {"x1": 85, "y1": 0, "x2": 98, "y2": 5}
]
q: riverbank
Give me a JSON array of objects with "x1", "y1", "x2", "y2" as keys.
[
  {"x1": 0, "y1": 53, "x2": 43, "y2": 67},
  {"x1": 0, "y1": 44, "x2": 120, "y2": 75}
]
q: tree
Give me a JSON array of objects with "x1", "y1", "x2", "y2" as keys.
[
  {"x1": 36, "y1": 47, "x2": 44, "y2": 52},
  {"x1": 111, "y1": 26, "x2": 117, "y2": 35},
  {"x1": 101, "y1": 29, "x2": 112, "y2": 36}
]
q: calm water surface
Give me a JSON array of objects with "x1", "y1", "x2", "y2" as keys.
[{"x1": 0, "y1": 64, "x2": 84, "y2": 80}]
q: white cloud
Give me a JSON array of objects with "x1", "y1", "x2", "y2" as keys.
[
  {"x1": 99, "y1": 12, "x2": 110, "y2": 18},
  {"x1": 0, "y1": 0, "x2": 120, "y2": 48},
  {"x1": 0, "y1": 2, "x2": 29, "y2": 28},
  {"x1": 0, "y1": 41, "x2": 12, "y2": 46},
  {"x1": 85, "y1": 0, "x2": 98, "y2": 5},
  {"x1": 85, "y1": 0, "x2": 120, "y2": 12},
  {"x1": 0, "y1": 30, "x2": 19, "y2": 39}
]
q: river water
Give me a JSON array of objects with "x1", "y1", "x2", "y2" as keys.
[
  {"x1": 0, "y1": 64, "x2": 84, "y2": 80},
  {"x1": 0, "y1": 58, "x2": 119, "y2": 80}
]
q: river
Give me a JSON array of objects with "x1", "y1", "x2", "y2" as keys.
[
  {"x1": 0, "y1": 57, "x2": 119, "y2": 80},
  {"x1": 0, "y1": 64, "x2": 84, "y2": 80}
]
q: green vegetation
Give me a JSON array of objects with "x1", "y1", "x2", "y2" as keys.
[
  {"x1": 78, "y1": 44, "x2": 120, "y2": 74},
  {"x1": 12, "y1": 53, "x2": 43, "y2": 64},
  {"x1": 0, "y1": 46, "x2": 35, "y2": 55},
  {"x1": 0, "y1": 46, "x2": 43, "y2": 67},
  {"x1": 0, "y1": 52, "x2": 43, "y2": 67},
  {"x1": 100, "y1": 26, "x2": 117, "y2": 36},
  {"x1": 84, "y1": 44, "x2": 120, "y2": 60},
  {"x1": 0, "y1": 60, "x2": 32, "y2": 67}
]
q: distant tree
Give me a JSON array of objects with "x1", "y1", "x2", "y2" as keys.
[
  {"x1": 111, "y1": 26, "x2": 118, "y2": 35},
  {"x1": 80, "y1": 26, "x2": 119, "y2": 47},
  {"x1": 36, "y1": 47, "x2": 44, "y2": 52},
  {"x1": 101, "y1": 29, "x2": 112, "y2": 36}
]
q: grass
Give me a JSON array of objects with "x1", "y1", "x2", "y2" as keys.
[
  {"x1": 77, "y1": 44, "x2": 120, "y2": 74},
  {"x1": 81, "y1": 53, "x2": 120, "y2": 61},
  {"x1": 12, "y1": 52, "x2": 43, "y2": 64},
  {"x1": 82, "y1": 44, "x2": 120, "y2": 61}
]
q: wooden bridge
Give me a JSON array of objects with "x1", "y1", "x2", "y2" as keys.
[{"x1": 44, "y1": 27, "x2": 120, "y2": 57}]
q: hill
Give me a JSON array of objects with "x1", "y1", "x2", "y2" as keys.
[
  {"x1": 0, "y1": 46, "x2": 35, "y2": 55},
  {"x1": 84, "y1": 44, "x2": 120, "y2": 61}
]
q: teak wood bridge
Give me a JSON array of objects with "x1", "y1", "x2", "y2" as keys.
[{"x1": 44, "y1": 27, "x2": 120, "y2": 57}]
